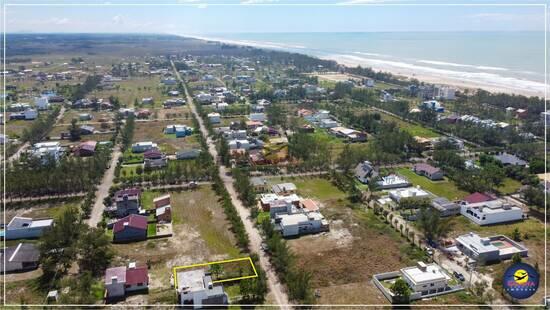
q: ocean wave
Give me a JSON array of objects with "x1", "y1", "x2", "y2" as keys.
[
  {"x1": 417, "y1": 60, "x2": 508, "y2": 71},
  {"x1": 325, "y1": 53, "x2": 546, "y2": 95},
  {"x1": 177, "y1": 34, "x2": 306, "y2": 50},
  {"x1": 353, "y1": 51, "x2": 386, "y2": 57}
]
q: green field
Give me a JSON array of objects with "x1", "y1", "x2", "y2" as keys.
[
  {"x1": 496, "y1": 178, "x2": 522, "y2": 195},
  {"x1": 396, "y1": 168, "x2": 469, "y2": 200},
  {"x1": 379, "y1": 113, "x2": 440, "y2": 138}
]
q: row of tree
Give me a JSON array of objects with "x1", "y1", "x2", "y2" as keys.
[
  {"x1": 21, "y1": 106, "x2": 61, "y2": 143},
  {"x1": 6, "y1": 146, "x2": 112, "y2": 197}
]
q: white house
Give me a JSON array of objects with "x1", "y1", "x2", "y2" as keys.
[
  {"x1": 176, "y1": 269, "x2": 228, "y2": 307},
  {"x1": 208, "y1": 112, "x2": 221, "y2": 124},
  {"x1": 273, "y1": 212, "x2": 329, "y2": 237},
  {"x1": 319, "y1": 119, "x2": 338, "y2": 129},
  {"x1": 436, "y1": 86, "x2": 456, "y2": 100},
  {"x1": 32, "y1": 141, "x2": 62, "y2": 162},
  {"x1": 249, "y1": 113, "x2": 266, "y2": 122},
  {"x1": 389, "y1": 187, "x2": 430, "y2": 202},
  {"x1": 460, "y1": 200, "x2": 523, "y2": 226},
  {"x1": 24, "y1": 109, "x2": 38, "y2": 120},
  {"x1": 401, "y1": 262, "x2": 451, "y2": 295},
  {"x1": 131, "y1": 141, "x2": 157, "y2": 153},
  {"x1": 455, "y1": 232, "x2": 528, "y2": 264},
  {"x1": 196, "y1": 93, "x2": 213, "y2": 104},
  {"x1": 376, "y1": 174, "x2": 411, "y2": 189},
  {"x1": 0, "y1": 134, "x2": 8, "y2": 145},
  {"x1": 4, "y1": 217, "x2": 54, "y2": 240},
  {"x1": 35, "y1": 96, "x2": 49, "y2": 110},
  {"x1": 228, "y1": 139, "x2": 250, "y2": 150}
]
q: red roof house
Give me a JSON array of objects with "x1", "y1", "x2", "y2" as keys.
[
  {"x1": 461, "y1": 192, "x2": 497, "y2": 205},
  {"x1": 112, "y1": 214, "x2": 148, "y2": 242}
]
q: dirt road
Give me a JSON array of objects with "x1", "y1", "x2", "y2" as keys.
[
  {"x1": 87, "y1": 147, "x2": 122, "y2": 227},
  {"x1": 172, "y1": 61, "x2": 290, "y2": 308}
]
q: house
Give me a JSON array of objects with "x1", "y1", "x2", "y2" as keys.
[
  {"x1": 176, "y1": 149, "x2": 202, "y2": 160},
  {"x1": 412, "y1": 163, "x2": 444, "y2": 180},
  {"x1": 132, "y1": 141, "x2": 157, "y2": 153},
  {"x1": 79, "y1": 113, "x2": 92, "y2": 121},
  {"x1": 493, "y1": 153, "x2": 528, "y2": 167},
  {"x1": 300, "y1": 199, "x2": 320, "y2": 212},
  {"x1": 196, "y1": 93, "x2": 213, "y2": 104},
  {"x1": 74, "y1": 140, "x2": 97, "y2": 157},
  {"x1": 381, "y1": 91, "x2": 393, "y2": 102},
  {"x1": 228, "y1": 139, "x2": 250, "y2": 150},
  {"x1": 436, "y1": 86, "x2": 456, "y2": 100},
  {"x1": 176, "y1": 269, "x2": 228, "y2": 308},
  {"x1": 389, "y1": 187, "x2": 431, "y2": 203},
  {"x1": 136, "y1": 109, "x2": 151, "y2": 119},
  {"x1": 35, "y1": 96, "x2": 49, "y2": 110},
  {"x1": 376, "y1": 174, "x2": 411, "y2": 189},
  {"x1": 32, "y1": 141, "x2": 63, "y2": 163},
  {"x1": 144, "y1": 148, "x2": 167, "y2": 168},
  {"x1": 4, "y1": 217, "x2": 53, "y2": 240},
  {"x1": 153, "y1": 194, "x2": 171, "y2": 209},
  {"x1": 0, "y1": 134, "x2": 8, "y2": 145},
  {"x1": 330, "y1": 127, "x2": 367, "y2": 142},
  {"x1": 250, "y1": 177, "x2": 268, "y2": 192},
  {"x1": 207, "y1": 113, "x2": 221, "y2": 124},
  {"x1": 249, "y1": 113, "x2": 266, "y2": 122},
  {"x1": 80, "y1": 125, "x2": 95, "y2": 135},
  {"x1": 455, "y1": 232, "x2": 528, "y2": 264},
  {"x1": 114, "y1": 188, "x2": 141, "y2": 217},
  {"x1": 355, "y1": 161, "x2": 378, "y2": 184},
  {"x1": 460, "y1": 199, "x2": 523, "y2": 226},
  {"x1": 168, "y1": 90, "x2": 180, "y2": 97},
  {"x1": 421, "y1": 100, "x2": 445, "y2": 112},
  {"x1": 141, "y1": 97, "x2": 154, "y2": 105},
  {"x1": 259, "y1": 193, "x2": 300, "y2": 212},
  {"x1": 273, "y1": 212, "x2": 329, "y2": 237},
  {"x1": 271, "y1": 183, "x2": 297, "y2": 195},
  {"x1": 24, "y1": 109, "x2": 38, "y2": 120},
  {"x1": 319, "y1": 119, "x2": 338, "y2": 129},
  {"x1": 1, "y1": 243, "x2": 40, "y2": 273},
  {"x1": 461, "y1": 192, "x2": 496, "y2": 205},
  {"x1": 161, "y1": 78, "x2": 177, "y2": 85},
  {"x1": 223, "y1": 130, "x2": 247, "y2": 140},
  {"x1": 112, "y1": 214, "x2": 148, "y2": 242},
  {"x1": 515, "y1": 108, "x2": 528, "y2": 119},
  {"x1": 156, "y1": 205, "x2": 172, "y2": 223},
  {"x1": 431, "y1": 197, "x2": 460, "y2": 217},
  {"x1": 401, "y1": 262, "x2": 451, "y2": 295},
  {"x1": 105, "y1": 262, "x2": 149, "y2": 299},
  {"x1": 119, "y1": 108, "x2": 135, "y2": 117}
]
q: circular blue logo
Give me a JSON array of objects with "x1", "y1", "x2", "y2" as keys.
[{"x1": 502, "y1": 262, "x2": 539, "y2": 299}]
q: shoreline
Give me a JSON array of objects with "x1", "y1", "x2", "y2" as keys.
[{"x1": 180, "y1": 33, "x2": 546, "y2": 99}]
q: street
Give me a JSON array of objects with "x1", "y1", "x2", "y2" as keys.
[{"x1": 172, "y1": 61, "x2": 290, "y2": 308}]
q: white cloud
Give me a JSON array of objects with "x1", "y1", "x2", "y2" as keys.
[{"x1": 112, "y1": 15, "x2": 126, "y2": 25}]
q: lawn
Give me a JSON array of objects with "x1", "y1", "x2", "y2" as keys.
[
  {"x1": 269, "y1": 176, "x2": 347, "y2": 201},
  {"x1": 147, "y1": 223, "x2": 157, "y2": 237},
  {"x1": 396, "y1": 168, "x2": 469, "y2": 200},
  {"x1": 496, "y1": 177, "x2": 522, "y2": 195},
  {"x1": 379, "y1": 113, "x2": 440, "y2": 138},
  {"x1": 132, "y1": 120, "x2": 198, "y2": 154}
]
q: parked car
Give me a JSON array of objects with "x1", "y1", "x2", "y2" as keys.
[
  {"x1": 453, "y1": 271, "x2": 465, "y2": 282},
  {"x1": 260, "y1": 243, "x2": 269, "y2": 253},
  {"x1": 424, "y1": 246, "x2": 434, "y2": 256}
]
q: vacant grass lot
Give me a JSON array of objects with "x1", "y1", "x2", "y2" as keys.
[
  {"x1": 132, "y1": 120, "x2": 198, "y2": 154},
  {"x1": 3, "y1": 119, "x2": 36, "y2": 138},
  {"x1": 396, "y1": 168, "x2": 469, "y2": 200},
  {"x1": 379, "y1": 113, "x2": 440, "y2": 138},
  {"x1": 89, "y1": 76, "x2": 169, "y2": 107},
  {"x1": 496, "y1": 177, "x2": 522, "y2": 195},
  {"x1": 110, "y1": 186, "x2": 243, "y2": 303}
]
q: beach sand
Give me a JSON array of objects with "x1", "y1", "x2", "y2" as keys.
[{"x1": 323, "y1": 55, "x2": 546, "y2": 98}]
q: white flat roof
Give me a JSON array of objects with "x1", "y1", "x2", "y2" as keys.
[{"x1": 401, "y1": 263, "x2": 449, "y2": 285}]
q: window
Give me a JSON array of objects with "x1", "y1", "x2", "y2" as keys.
[
  {"x1": 430, "y1": 283, "x2": 434, "y2": 287},
  {"x1": 137, "y1": 282, "x2": 143, "y2": 286}
]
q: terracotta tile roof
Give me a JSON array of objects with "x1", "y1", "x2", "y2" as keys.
[{"x1": 113, "y1": 214, "x2": 147, "y2": 233}]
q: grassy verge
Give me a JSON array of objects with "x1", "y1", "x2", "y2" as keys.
[{"x1": 396, "y1": 168, "x2": 469, "y2": 200}]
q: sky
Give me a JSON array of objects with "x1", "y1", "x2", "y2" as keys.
[{"x1": 3, "y1": 0, "x2": 548, "y2": 34}]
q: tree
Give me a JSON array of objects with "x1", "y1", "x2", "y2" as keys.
[
  {"x1": 69, "y1": 118, "x2": 81, "y2": 141},
  {"x1": 39, "y1": 207, "x2": 83, "y2": 286},
  {"x1": 390, "y1": 278, "x2": 411, "y2": 303},
  {"x1": 511, "y1": 253, "x2": 522, "y2": 264},
  {"x1": 416, "y1": 207, "x2": 452, "y2": 243},
  {"x1": 286, "y1": 269, "x2": 314, "y2": 304},
  {"x1": 511, "y1": 228, "x2": 521, "y2": 242},
  {"x1": 77, "y1": 228, "x2": 113, "y2": 276},
  {"x1": 210, "y1": 264, "x2": 224, "y2": 280}
]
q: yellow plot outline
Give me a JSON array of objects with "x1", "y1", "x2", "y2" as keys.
[{"x1": 173, "y1": 257, "x2": 258, "y2": 289}]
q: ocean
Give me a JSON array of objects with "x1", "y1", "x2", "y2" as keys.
[{"x1": 192, "y1": 32, "x2": 547, "y2": 96}]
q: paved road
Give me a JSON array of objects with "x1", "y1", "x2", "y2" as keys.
[
  {"x1": 172, "y1": 61, "x2": 290, "y2": 308},
  {"x1": 87, "y1": 147, "x2": 122, "y2": 227}
]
